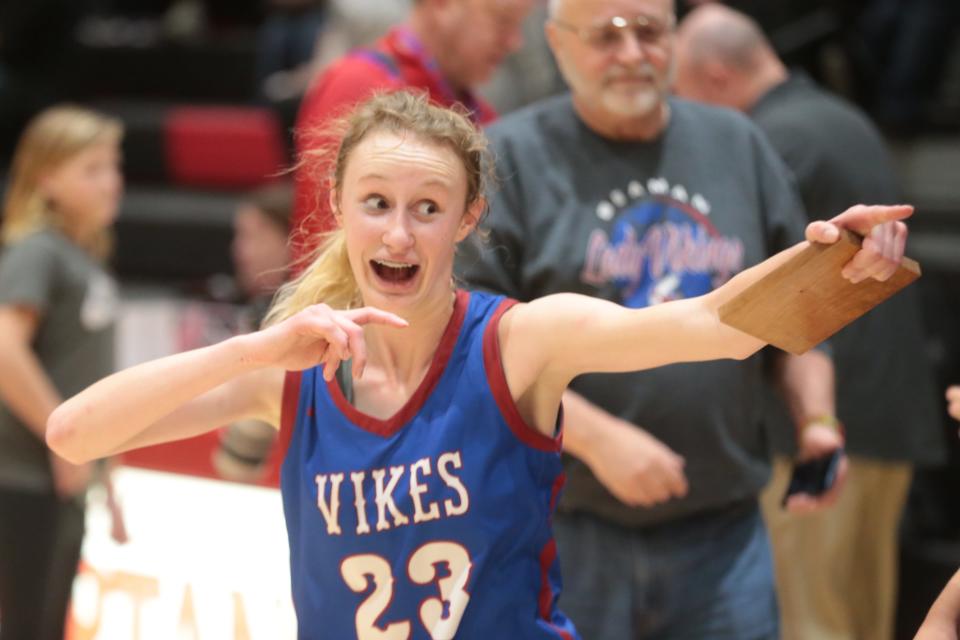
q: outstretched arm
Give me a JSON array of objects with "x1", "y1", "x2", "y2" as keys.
[
  {"x1": 47, "y1": 305, "x2": 407, "y2": 464},
  {"x1": 47, "y1": 336, "x2": 280, "y2": 464},
  {"x1": 503, "y1": 205, "x2": 912, "y2": 395}
]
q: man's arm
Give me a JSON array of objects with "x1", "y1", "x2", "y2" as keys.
[
  {"x1": 561, "y1": 390, "x2": 688, "y2": 507},
  {"x1": 771, "y1": 348, "x2": 847, "y2": 513}
]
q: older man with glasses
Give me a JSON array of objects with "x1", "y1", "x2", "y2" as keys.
[{"x1": 456, "y1": 0, "x2": 872, "y2": 638}]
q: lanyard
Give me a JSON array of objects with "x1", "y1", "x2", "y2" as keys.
[{"x1": 392, "y1": 26, "x2": 483, "y2": 121}]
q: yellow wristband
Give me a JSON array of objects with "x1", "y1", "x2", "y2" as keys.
[{"x1": 802, "y1": 414, "x2": 842, "y2": 433}]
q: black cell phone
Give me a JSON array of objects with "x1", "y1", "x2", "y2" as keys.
[{"x1": 781, "y1": 448, "x2": 843, "y2": 507}]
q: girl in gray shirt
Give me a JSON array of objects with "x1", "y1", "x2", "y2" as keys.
[{"x1": 0, "y1": 105, "x2": 126, "y2": 640}]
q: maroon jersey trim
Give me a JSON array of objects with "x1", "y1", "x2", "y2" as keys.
[
  {"x1": 277, "y1": 370, "x2": 304, "y2": 464},
  {"x1": 482, "y1": 299, "x2": 564, "y2": 453},
  {"x1": 326, "y1": 289, "x2": 470, "y2": 437}
]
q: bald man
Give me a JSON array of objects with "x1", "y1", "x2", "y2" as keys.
[{"x1": 674, "y1": 6, "x2": 944, "y2": 640}]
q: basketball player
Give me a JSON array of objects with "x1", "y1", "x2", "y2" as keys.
[{"x1": 47, "y1": 91, "x2": 910, "y2": 639}]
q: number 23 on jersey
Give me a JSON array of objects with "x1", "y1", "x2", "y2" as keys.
[{"x1": 341, "y1": 541, "x2": 472, "y2": 640}]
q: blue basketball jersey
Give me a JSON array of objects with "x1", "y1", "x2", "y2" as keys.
[{"x1": 279, "y1": 290, "x2": 578, "y2": 640}]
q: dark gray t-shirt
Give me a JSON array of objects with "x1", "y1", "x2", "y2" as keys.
[
  {"x1": 750, "y1": 73, "x2": 943, "y2": 465},
  {"x1": 458, "y1": 95, "x2": 809, "y2": 527},
  {"x1": 0, "y1": 230, "x2": 118, "y2": 492}
]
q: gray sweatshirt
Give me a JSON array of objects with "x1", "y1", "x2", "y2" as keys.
[{"x1": 458, "y1": 95, "x2": 809, "y2": 527}]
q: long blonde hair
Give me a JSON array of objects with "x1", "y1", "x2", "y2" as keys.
[
  {"x1": 1, "y1": 105, "x2": 123, "y2": 259},
  {"x1": 263, "y1": 90, "x2": 491, "y2": 327}
]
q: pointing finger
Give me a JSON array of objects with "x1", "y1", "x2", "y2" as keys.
[
  {"x1": 346, "y1": 307, "x2": 409, "y2": 328},
  {"x1": 332, "y1": 315, "x2": 368, "y2": 379},
  {"x1": 828, "y1": 204, "x2": 913, "y2": 236}
]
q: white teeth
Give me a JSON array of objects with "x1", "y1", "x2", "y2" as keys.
[{"x1": 374, "y1": 259, "x2": 415, "y2": 268}]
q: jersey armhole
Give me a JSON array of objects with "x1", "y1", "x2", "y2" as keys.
[
  {"x1": 482, "y1": 300, "x2": 563, "y2": 453},
  {"x1": 277, "y1": 370, "x2": 304, "y2": 463}
]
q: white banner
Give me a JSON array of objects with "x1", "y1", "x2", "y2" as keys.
[{"x1": 68, "y1": 467, "x2": 296, "y2": 640}]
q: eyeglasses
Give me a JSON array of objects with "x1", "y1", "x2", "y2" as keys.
[{"x1": 552, "y1": 14, "x2": 675, "y2": 52}]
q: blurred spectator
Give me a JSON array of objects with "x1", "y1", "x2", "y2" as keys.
[
  {"x1": 479, "y1": 1, "x2": 568, "y2": 114},
  {"x1": 0, "y1": 106, "x2": 127, "y2": 640},
  {"x1": 230, "y1": 183, "x2": 294, "y2": 323},
  {"x1": 212, "y1": 183, "x2": 293, "y2": 482},
  {"x1": 289, "y1": 0, "x2": 536, "y2": 266},
  {"x1": 674, "y1": 6, "x2": 945, "y2": 639},
  {"x1": 678, "y1": 0, "x2": 844, "y2": 74},
  {"x1": 309, "y1": 0, "x2": 411, "y2": 71}
]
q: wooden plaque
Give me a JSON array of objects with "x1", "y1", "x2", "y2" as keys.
[{"x1": 718, "y1": 230, "x2": 921, "y2": 355}]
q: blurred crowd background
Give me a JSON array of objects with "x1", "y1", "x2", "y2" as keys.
[{"x1": 0, "y1": 0, "x2": 959, "y2": 638}]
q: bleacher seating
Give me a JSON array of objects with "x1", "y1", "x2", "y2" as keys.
[{"x1": 54, "y1": 17, "x2": 289, "y2": 284}]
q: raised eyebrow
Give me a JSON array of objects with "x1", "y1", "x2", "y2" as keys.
[
  {"x1": 419, "y1": 178, "x2": 456, "y2": 190},
  {"x1": 356, "y1": 174, "x2": 454, "y2": 191},
  {"x1": 356, "y1": 173, "x2": 391, "y2": 183}
]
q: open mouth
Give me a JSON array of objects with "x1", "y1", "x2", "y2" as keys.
[{"x1": 370, "y1": 259, "x2": 420, "y2": 284}]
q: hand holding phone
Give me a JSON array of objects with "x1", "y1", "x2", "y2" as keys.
[{"x1": 781, "y1": 448, "x2": 843, "y2": 508}]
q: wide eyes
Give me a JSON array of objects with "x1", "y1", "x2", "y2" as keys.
[
  {"x1": 414, "y1": 200, "x2": 439, "y2": 216},
  {"x1": 361, "y1": 195, "x2": 440, "y2": 217},
  {"x1": 363, "y1": 195, "x2": 389, "y2": 211}
]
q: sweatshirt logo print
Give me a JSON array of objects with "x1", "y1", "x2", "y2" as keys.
[{"x1": 580, "y1": 182, "x2": 744, "y2": 308}]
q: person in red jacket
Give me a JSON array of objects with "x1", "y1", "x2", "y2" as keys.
[{"x1": 290, "y1": 0, "x2": 536, "y2": 266}]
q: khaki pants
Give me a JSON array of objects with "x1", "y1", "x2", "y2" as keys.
[{"x1": 760, "y1": 456, "x2": 912, "y2": 640}]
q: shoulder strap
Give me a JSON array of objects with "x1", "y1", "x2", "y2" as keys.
[
  {"x1": 276, "y1": 370, "x2": 304, "y2": 464},
  {"x1": 351, "y1": 48, "x2": 402, "y2": 80}
]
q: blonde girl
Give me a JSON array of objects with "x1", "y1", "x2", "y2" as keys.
[{"x1": 0, "y1": 106, "x2": 124, "y2": 640}]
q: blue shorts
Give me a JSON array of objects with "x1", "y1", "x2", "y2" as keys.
[{"x1": 554, "y1": 501, "x2": 779, "y2": 640}]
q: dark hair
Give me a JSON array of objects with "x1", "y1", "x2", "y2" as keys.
[{"x1": 246, "y1": 182, "x2": 294, "y2": 232}]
